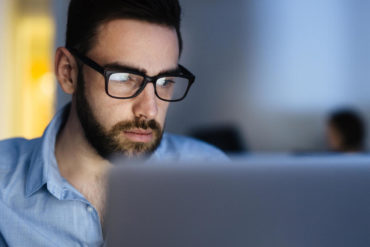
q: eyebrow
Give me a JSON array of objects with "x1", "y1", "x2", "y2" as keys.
[{"x1": 103, "y1": 62, "x2": 179, "y2": 76}]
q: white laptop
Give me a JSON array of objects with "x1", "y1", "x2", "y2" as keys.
[{"x1": 105, "y1": 155, "x2": 370, "y2": 247}]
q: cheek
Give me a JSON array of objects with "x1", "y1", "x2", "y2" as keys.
[
  {"x1": 93, "y1": 99, "x2": 137, "y2": 130},
  {"x1": 82, "y1": 72, "x2": 128, "y2": 128},
  {"x1": 83, "y1": 70, "x2": 106, "y2": 104},
  {"x1": 156, "y1": 101, "x2": 170, "y2": 126}
]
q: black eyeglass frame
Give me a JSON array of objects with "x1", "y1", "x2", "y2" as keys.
[{"x1": 67, "y1": 48, "x2": 195, "y2": 102}]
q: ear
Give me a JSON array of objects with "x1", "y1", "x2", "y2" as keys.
[{"x1": 55, "y1": 47, "x2": 79, "y2": 95}]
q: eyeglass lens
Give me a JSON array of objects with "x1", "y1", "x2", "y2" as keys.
[{"x1": 108, "y1": 72, "x2": 189, "y2": 100}]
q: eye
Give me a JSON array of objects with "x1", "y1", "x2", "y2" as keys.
[
  {"x1": 110, "y1": 73, "x2": 143, "y2": 84},
  {"x1": 157, "y1": 78, "x2": 175, "y2": 87},
  {"x1": 110, "y1": 73, "x2": 130, "y2": 82}
]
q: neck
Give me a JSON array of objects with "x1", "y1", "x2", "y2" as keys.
[
  {"x1": 55, "y1": 103, "x2": 112, "y2": 228},
  {"x1": 55, "y1": 103, "x2": 112, "y2": 184}
]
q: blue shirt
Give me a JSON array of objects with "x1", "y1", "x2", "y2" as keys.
[{"x1": 0, "y1": 105, "x2": 228, "y2": 247}]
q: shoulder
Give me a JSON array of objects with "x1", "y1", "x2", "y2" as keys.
[
  {"x1": 156, "y1": 133, "x2": 229, "y2": 161},
  {"x1": 0, "y1": 137, "x2": 38, "y2": 160},
  {"x1": 0, "y1": 137, "x2": 30, "y2": 162},
  {"x1": 0, "y1": 137, "x2": 40, "y2": 180}
]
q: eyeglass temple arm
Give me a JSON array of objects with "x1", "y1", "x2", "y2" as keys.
[
  {"x1": 178, "y1": 64, "x2": 195, "y2": 82},
  {"x1": 67, "y1": 47, "x2": 105, "y2": 75}
]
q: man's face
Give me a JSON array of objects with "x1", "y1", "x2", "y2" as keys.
[{"x1": 74, "y1": 19, "x2": 179, "y2": 159}]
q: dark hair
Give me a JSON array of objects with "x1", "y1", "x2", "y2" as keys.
[
  {"x1": 66, "y1": 0, "x2": 182, "y2": 55},
  {"x1": 329, "y1": 109, "x2": 366, "y2": 151}
]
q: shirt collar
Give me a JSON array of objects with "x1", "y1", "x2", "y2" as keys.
[{"x1": 25, "y1": 104, "x2": 70, "y2": 198}]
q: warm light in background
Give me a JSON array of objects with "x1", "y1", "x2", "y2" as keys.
[
  {"x1": 15, "y1": 16, "x2": 55, "y2": 138},
  {"x1": 1, "y1": 0, "x2": 55, "y2": 139}
]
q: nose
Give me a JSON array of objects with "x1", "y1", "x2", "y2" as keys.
[{"x1": 132, "y1": 82, "x2": 158, "y2": 120}]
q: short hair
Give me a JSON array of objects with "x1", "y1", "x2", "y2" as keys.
[
  {"x1": 66, "y1": 0, "x2": 182, "y2": 55},
  {"x1": 329, "y1": 109, "x2": 366, "y2": 151}
]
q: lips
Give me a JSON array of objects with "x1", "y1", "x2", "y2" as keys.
[{"x1": 123, "y1": 129, "x2": 153, "y2": 143}]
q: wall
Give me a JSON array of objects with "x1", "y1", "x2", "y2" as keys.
[
  {"x1": 0, "y1": 0, "x2": 12, "y2": 138},
  {"x1": 166, "y1": 0, "x2": 370, "y2": 152},
  {"x1": 0, "y1": 0, "x2": 55, "y2": 139},
  {"x1": 53, "y1": 0, "x2": 70, "y2": 111}
]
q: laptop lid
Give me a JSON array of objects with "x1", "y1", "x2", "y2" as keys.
[{"x1": 105, "y1": 156, "x2": 370, "y2": 247}]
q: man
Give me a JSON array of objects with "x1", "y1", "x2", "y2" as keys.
[
  {"x1": 0, "y1": 0, "x2": 227, "y2": 246},
  {"x1": 326, "y1": 109, "x2": 366, "y2": 153}
]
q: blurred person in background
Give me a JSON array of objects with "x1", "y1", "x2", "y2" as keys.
[
  {"x1": 326, "y1": 109, "x2": 366, "y2": 153},
  {"x1": 0, "y1": 0, "x2": 227, "y2": 246}
]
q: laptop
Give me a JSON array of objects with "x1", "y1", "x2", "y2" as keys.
[{"x1": 105, "y1": 155, "x2": 370, "y2": 247}]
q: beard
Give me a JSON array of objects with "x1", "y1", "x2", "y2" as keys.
[{"x1": 75, "y1": 71, "x2": 163, "y2": 160}]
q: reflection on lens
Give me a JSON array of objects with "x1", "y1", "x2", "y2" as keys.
[
  {"x1": 156, "y1": 77, "x2": 189, "y2": 100},
  {"x1": 108, "y1": 73, "x2": 144, "y2": 97}
]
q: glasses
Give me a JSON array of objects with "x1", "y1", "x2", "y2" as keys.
[{"x1": 67, "y1": 48, "x2": 195, "y2": 102}]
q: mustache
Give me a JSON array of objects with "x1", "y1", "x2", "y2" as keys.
[{"x1": 111, "y1": 119, "x2": 161, "y2": 133}]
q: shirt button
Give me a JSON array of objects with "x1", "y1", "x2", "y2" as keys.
[{"x1": 87, "y1": 206, "x2": 94, "y2": 213}]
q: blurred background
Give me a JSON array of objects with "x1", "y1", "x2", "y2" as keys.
[{"x1": 0, "y1": 0, "x2": 369, "y2": 154}]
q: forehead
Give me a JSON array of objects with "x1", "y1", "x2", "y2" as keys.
[{"x1": 87, "y1": 19, "x2": 180, "y2": 76}]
